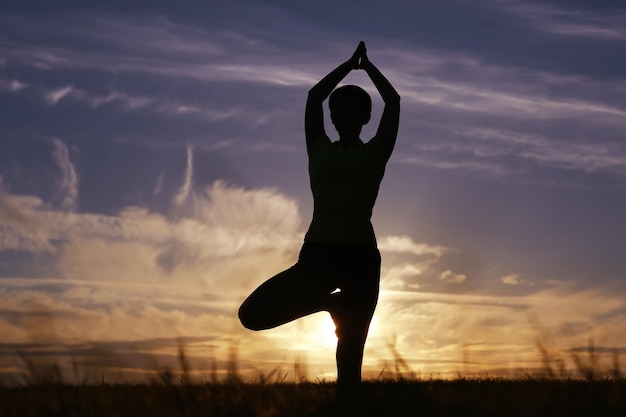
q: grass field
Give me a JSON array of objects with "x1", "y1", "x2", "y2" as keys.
[
  {"x1": 2, "y1": 377, "x2": 625, "y2": 417},
  {"x1": 3, "y1": 340, "x2": 625, "y2": 416}
]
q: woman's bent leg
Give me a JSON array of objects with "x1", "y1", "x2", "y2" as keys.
[{"x1": 239, "y1": 263, "x2": 334, "y2": 331}]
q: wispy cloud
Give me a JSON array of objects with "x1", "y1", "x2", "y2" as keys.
[
  {"x1": 13, "y1": 79, "x2": 239, "y2": 126},
  {"x1": 173, "y1": 144, "x2": 194, "y2": 207},
  {"x1": 44, "y1": 85, "x2": 77, "y2": 105},
  {"x1": 3, "y1": 11, "x2": 626, "y2": 186},
  {"x1": 51, "y1": 138, "x2": 78, "y2": 210},
  {"x1": 0, "y1": 189, "x2": 34, "y2": 227},
  {"x1": 502, "y1": 274, "x2": 521, "y2": 285},
  {"x1": 153, "y1": 173, "x2": 165, "y2": 196},
  {"x1": 378, "y1": 235, "x2": 448, "y2": 257},
  {"x1": 397, "y1": 155, "x2": 509, "y2": 178},
  {"x1": 8, "y1": 17, "x2": 625, "y2": 124},
  {"x1": 0, "y1": 13, "x2": 319, "y2": 87},
  {"x1": 86, "y1": 91, "x2": 153, "y2": 110},
  {"x1": 0, "y1": 187, "x2": 50, "y2": 252},
  {"x1": 488, "y1": 0, "x2": 626, "y2": 40},
  {"x1": 439, "y1": 270, "x2": 467, "y2": 285},
  {"x1": 458, "y1": 128, "x2": 626, "y2": 175},
  {"x1": 383, "y1": 264, "x2": 424, "y2": 290},
  {"x1": 0, "y1": 78, "x2": 28, "y2": 92},
  {"x1": 40, "y1": 83, "x2": 153, "y2": 110}
]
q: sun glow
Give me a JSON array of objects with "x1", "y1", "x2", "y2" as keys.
[
  {"x1": 313, "y1": 313, "x2": 380, "y2": 348},
  {"x1": 317, "y1": 314, "x2": 338, "y2": 347}
]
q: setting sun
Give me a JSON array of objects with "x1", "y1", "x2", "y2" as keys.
[
  {"x1": 311, "y1": 312, "x2": 380, "y2": 350},
  {"x1": 317, "y1": 314, "x2": 338, "y2": 347}
]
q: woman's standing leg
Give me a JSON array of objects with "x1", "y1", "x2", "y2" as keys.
[{"x1": 331, "y1": 247, "x2": 381, "y2": 396}]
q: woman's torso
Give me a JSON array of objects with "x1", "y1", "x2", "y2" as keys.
[{"x1": 304, "y1": 136, "x2": 388, "y2": 245}]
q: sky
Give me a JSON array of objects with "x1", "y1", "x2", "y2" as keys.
[{"x1": 1, "y1": 0, "x2": 626, "y2": 383}]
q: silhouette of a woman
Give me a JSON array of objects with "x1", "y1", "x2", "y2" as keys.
[{"x1": 239, "y1": 41, "x2": 400, "y2": 396}]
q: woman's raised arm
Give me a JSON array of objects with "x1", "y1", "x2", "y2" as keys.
[
  {"x1": 360, "y1": 45, "x2": 401, "y2": 159},
  {"x1": 305, "y1": 43, "x2": 363, "y2": 153}
]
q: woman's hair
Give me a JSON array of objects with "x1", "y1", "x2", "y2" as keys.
[{"x1": 329, "y1": 85, "x2": 372, "y2": 117}]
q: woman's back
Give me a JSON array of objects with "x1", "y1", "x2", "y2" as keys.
[{"x1": 305, "y1": 136, "x2": 388, "y2": 245}]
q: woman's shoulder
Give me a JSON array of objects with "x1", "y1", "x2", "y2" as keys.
[
  {"x1": 364, "y1": 136, "x2": 390, "y2": 162},
  {"x1": 307, "y1": 134, "x2": 332, "y2": 155}
]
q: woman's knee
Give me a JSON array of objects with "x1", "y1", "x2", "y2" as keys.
[
  {"x1": 238, "y1": 299, "x2": 264, "y2": 331},
  {"x1": 333, "y1": 308, "x2": 374, "y2": 343}
]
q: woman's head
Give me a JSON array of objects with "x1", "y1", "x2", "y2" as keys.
[{"x1": 329, "y1": 85, "x2": 371, "y2": 137}]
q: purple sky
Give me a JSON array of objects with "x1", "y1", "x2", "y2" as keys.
[{"x1": 1, "y1": 0, "x2": 626, "y2": 382}]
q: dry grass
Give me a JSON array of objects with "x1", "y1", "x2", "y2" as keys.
[
  {"x1": 2, "y1": 339, "x2": 626, "y2": 417},
  {"x1": 1, "y1": 376, "x2": 625, "y2": 417},
  {"x1": 2, "y1": 326, "x2": 625, "y2": 416}
]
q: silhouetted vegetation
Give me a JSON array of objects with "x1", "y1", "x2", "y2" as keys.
[
  {"x1": 2, "y1": 376, "x2": 625, "y2": 416},
  {"x1": 2, "y1": 341, "x2": 626, "y2": 417}
]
